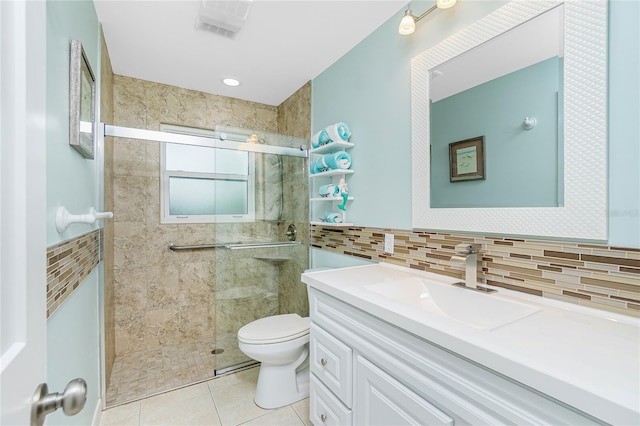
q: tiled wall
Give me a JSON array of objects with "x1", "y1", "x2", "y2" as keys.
[
  {"x1": 108, "y1": 76, "x2": 310, "y2": 362},
  {"x1": 47, "y1": 229, "x2": 103, "y2": 318},
  {"x1": 277, "y1": 82, "x2": 311, "y2": 317},
  {"x1": 311, "y1": 225, "x2": 640, "y2": 317}
]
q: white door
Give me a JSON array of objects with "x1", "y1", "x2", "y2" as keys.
[{"x1": 0, "y1": 1, "x2": 48, "y2": 425}]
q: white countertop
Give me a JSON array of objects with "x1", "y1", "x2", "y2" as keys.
[{"x1": 302, "y1": 263, "x2": 640, "y2": 425}]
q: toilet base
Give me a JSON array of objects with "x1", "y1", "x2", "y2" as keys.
[{"x1": 254, "y1": 348, "x2": 310, "y2": 409}]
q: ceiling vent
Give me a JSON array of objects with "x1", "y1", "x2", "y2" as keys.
[{"x1": 195, "y1": 0, "x2": 254, "y2": 39}]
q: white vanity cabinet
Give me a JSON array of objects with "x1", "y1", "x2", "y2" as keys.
[{"x1": 308, "y1": 287, "x2": 604, "y2": 426}]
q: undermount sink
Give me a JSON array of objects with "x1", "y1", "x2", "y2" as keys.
[{"x1": 364, "y1": 278, "x2": 540, "y2": 331}]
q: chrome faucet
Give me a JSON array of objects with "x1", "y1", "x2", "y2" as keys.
[{"x1": 450, "y1": 243, "x2": 494, "y2": 293}]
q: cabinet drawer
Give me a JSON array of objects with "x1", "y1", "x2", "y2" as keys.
[
  {"x1": 355, "y1": 355, "x2": 454, "y2": 426},
  {"x1": 310, "y1": 374, "x2": 352, "y2": 426},
  {"x1": 310, "y1": 322, "x2": 353, "y2": 407}
]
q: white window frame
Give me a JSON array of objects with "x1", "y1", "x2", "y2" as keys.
[{"x1": 160, "y1": 124, "x2": 256, "y2": 224}]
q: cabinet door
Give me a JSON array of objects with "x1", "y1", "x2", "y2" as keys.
[
  {"x1": 310, "y1": 323, "x2": 353, "y2": 407},
  {"x1": 355, "y1": 355, "x2": 454, "y2": 426}
]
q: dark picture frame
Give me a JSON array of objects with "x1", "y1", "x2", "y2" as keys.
[
  {"x1": 449, "y1": 136, "x2": 485, "y2": 182},
  {"x1": 69, "y1": 40, "x2": 96, "y2": 159}
]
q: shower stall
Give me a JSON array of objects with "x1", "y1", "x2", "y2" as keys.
[{"x1": 104, "y1": 123, "x2": 309, "y2": 406}]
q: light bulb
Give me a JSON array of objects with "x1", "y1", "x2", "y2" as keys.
[
  {"x1": 398, "y1": 11, "x2": 416, "y2": 35},
  {"x1": 222, "y1": 78, "x2": 240, "y2": 87},
  {"x1": 436, "y1": 0, "x2": 457, "y2": 9}
]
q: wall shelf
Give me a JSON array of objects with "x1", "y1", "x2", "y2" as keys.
[
  {"x1": 254, "y1": 256, "x2": 293, "y2": 262},
  {"x1": 310, "y1": 196, "x2": 355, "y2": 202},
  {"x1": 309, "y1": 169, "x2": 354, "y2": 178},
  {"x1": 309, "y1": 136, "x2": 355, "y2": 227},
  {"x1": 310, "y1": 141, "x2": 354, "y2": 155}
]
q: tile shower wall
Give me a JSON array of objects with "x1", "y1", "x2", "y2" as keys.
[
  {"x1": 277, "y1": 82, "x2": 311, "y2": 317},
  {"x1": 311, "y1": 225, "x2": 640, "y2": 317},
  {"x1": 108, "y1": 76, "x2": 310, "y2": 361}
]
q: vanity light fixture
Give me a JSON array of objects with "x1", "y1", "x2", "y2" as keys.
[
  {"x1": 399, "y1": 0, "x2": 457, "y2": 35},
  {"x1": 222, "y1": 77, "x2": 240, "y2": 87}
]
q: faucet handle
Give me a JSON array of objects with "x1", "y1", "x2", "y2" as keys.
[{"x1": 455, "y1": 243, "x2": 481, "y2": 254}]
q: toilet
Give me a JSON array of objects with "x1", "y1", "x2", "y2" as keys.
[{"x1": 238, "y1": 313, "x2": 310, "y2": 409}]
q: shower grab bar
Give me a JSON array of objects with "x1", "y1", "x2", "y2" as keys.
[
  {"x1": 168, "y1": 241, "x2": 301, "y2": 251},
  {"x1": 225, "y1": 241, "x2": 302, "y2": 250},
  {"x1": 168, "y1": 243, "x2": 230, "y2": 251}
]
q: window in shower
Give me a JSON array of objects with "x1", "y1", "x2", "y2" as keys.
[{"x1": 160, "y1": 127, "x2": 256, "y2": 223}]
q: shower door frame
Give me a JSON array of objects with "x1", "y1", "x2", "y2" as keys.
[{"x1": 103, "y1": 124, "x2": 308, "y2": 158}]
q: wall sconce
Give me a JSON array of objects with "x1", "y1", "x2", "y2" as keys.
[{"x1": 399, "y1": 0, "x2": 457, "y2": 35}]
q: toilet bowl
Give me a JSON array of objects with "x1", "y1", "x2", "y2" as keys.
[{"x1": 238, "y1": 313, "x2": 310, "y2": 409}]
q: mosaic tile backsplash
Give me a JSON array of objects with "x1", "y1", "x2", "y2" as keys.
[
  {"x1": 46, "y1": 229, "x2": 103, "y2": 318},
  {"x1": 311, "y1": 225, "x2": 640, "y2": 317}
]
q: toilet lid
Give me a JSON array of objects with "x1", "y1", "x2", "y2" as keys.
[{"x1": 238, "y1": 314, "x2": 309, "y2": 344}]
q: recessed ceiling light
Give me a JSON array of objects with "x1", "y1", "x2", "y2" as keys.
[{"x1": 222, "y1": 78, "x2": 240, "y2": 87}]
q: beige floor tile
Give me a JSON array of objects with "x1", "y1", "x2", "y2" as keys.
[
  {"x1": 140, "y1": 382, "x2": 212, "y2": 412},
  {"x1": 291, "y1": 398, "x2": 311, "y2": 426},
  {"x1": 210, "y1": 380, "x2": 272, "y2": 425},
  {"x1": 240, "y1": 406, "x2": 305, "y2": 426},
  {"x1": 207, "y1": 366, "x2": 259, "y2": 390},
  {"x1": 139, "y1": 394, "x2": 220, "y2": 426},
  {"x1": 101, "y1": 414, "x2": 141, "y2": 426},
  {"x1": 100, "y1": 401, "x2": 141, "y2": 426}
]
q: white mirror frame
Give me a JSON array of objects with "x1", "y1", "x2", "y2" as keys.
[{"x1": 411, "y1": 0, "x2": 607, "y2": 240}]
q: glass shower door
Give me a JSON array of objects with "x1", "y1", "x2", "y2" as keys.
[{"x1": 213, "y1": 138, "x2": 309, "y2": 374}]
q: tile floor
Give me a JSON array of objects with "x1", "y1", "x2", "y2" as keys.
[
  {"x1": 106, "y1": 341, "x2": 218, "y2": 406},
  {"x1": 107, "y1": 336, "x2": 253, "y2": 406},
  {"x1": 99, "y1": 367, "x2": 312, "y2": 426}
]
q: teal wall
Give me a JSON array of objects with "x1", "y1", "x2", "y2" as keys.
[
  {"x1": 311, "y1": 0, "x2": 639, "y2": 268},
  {"x1": 430, "y1": 57, "x2": 562, "y2": 208},
  {"x1": 46, "y1": 269, "x2": 101, "y2": 425},
  {"x1": 46, "y1": 1, "x2": 102, "y2": 424},
  {"x1": 608, "y1": 0, "x2": 640, "y2": 248},
  {"x1": 311, "y1": 0, "x2": 505, "y2": 232}
]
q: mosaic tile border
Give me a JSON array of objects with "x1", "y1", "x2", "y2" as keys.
[
  {"x1": 47, "y1": 229, "x2": 103, "y2": 317},
  {"x1": 311, "y1": 225, "x2": 640, "y2": 317}
]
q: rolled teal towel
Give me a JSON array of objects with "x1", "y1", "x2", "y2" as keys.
[
  {"x1": 310, "y1": 128, "x2": 331, "y2": 148},
  {"x1": 322, "y1": 212, "x2": 342, "y2": 223},
  {"x1": 310, "y1": 122, "x2": 351, "y2": 148},
  {"x1": 326, "y1": 122, "x2": 351, "y2": 143},
  {"x1": 310, "y1": 151, "x2": 351, "y2": 174},
  {"x1": 323, "y1": 151, "x2": 351, "y2": 170},
  {"x1": 319, "y1": 184, "x2": 339, "y2": 197},
  {"x1": 310, "y1": 157, "x2": 329, "y2": 174}
]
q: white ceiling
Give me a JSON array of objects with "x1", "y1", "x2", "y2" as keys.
[{"x1": 94, "y1": 0, "x2": 407, "y2": 106}]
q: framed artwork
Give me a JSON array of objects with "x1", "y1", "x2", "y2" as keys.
[
  {"x1": 69, "y1": 40, "x2": 96, "y2": 159},
  {"x1": 449, "y1": 136, "x2": 485, "y2": 182}
]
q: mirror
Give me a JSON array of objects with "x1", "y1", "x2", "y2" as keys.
[
  {"x1": 411, "y1": 0, "x2": 608, "y2": 240},
  {"x1": 429, "y1": 7, "x2": 564, "y2": 208}
]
